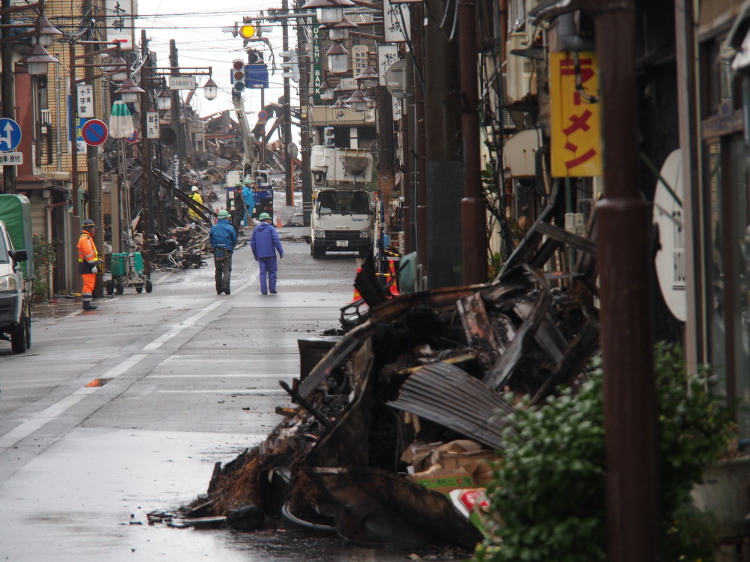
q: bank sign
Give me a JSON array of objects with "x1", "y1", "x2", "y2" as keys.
[{"x1": 549, "y1": 52, "x2": 602, "y2": 177}]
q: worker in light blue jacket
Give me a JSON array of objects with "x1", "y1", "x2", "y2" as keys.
[
  {"x1": 249, "y1": 212, "x2": 283, "y2": 295},
  {"x1": 241, "y1": 180, "x2": 255, "y2": 227}
]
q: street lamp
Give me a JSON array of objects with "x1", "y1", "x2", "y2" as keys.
[
  {"x1": 327, "y1": 41, "x2": 349, "y2": 73},
  {"x1": 115, "y1": 75, "x2": 146, "y2": 103},
  {"x1": 156, "y1": 88, "x2": 172, "y2": 110},
  {"x1": 203, "y1": 77, "x2": 218, "y2": 100},
  {"x1": 327, "y1": 16, "x2": 357, "y2": 41},
  {"x1": 18, "y1": 41, "x2": 58, "y2": 75},
  {"x1": 301, "y1": 0, "x2": 356, "y2": 25}
]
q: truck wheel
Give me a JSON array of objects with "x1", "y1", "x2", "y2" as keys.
[
  {"x1": 311, "y1": 245, "x2": 324, "y2": 259},
  {"x1": 24, "y1": 309, "x2": 31, "y2": 350},
  {"x1": 11, "y1": 315, "x2": 28, "y2": 354}
]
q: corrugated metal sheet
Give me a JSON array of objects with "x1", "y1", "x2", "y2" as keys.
[{"x1": 386, "y1": 362, "x2": 514, "y2": 450}]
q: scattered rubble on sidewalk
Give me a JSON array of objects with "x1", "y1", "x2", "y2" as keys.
[{"x1": 174, "y1": 186, "x2": 601, "y2": 552}]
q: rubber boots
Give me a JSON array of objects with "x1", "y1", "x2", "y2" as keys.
[{"x1": 82, "y1": 301, "x2": 98, "y2": 311}]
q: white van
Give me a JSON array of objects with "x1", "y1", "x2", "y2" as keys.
[{"x1": 0, "y1": 219, "x2": 31, "y2": 353}]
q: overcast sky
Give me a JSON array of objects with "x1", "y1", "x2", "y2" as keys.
[{"x1": 136, "y1": 0, "x2": 297, "y2": 127}]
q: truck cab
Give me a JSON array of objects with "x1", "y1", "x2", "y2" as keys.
[{"x1": 310, "y1": 187, "x2": 373, "y2": 258}]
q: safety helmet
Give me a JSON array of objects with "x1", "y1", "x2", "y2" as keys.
[
  {"x1": 217, "y1": 209, "x2": 231, "y2": 219},
  {"x1": 191, "y1": 186, "x2": 199, "y2": 192},
  {"x1": 82, "y1": 219, "x2": 96, "y2": 230},
  {"x1": 258, "y1": 212, "x2": 271, "y2": 221}
]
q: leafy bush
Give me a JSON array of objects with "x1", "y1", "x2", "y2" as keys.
[
  {"x1": 32, "y1": 233, "x2": 60, "y2": 300},
  {"x1": 475, "y1": 341, "x2": 734, "y2": 562}
]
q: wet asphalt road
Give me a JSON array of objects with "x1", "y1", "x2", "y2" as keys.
[{"x1": 0, "y1": 195, "x2": 468, "y2": 561}]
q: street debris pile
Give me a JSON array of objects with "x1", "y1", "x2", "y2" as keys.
[
  {"x1": 103, "y1": 108, "x2": 284, "y2": 271},
  {"x1": 175, "y1": 205, "x2": 600, "y2": 550}
]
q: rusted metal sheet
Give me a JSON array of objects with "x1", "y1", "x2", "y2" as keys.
[{"x1": 387, "y1": 362, "x2": 514, "y2": 450}]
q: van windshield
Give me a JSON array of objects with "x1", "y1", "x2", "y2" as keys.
[{"x1": 316, "y1": 191, "x2": 370, "y2": 215}]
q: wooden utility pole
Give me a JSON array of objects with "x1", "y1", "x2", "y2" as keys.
[
  {"x1": 590, "y1": 0, "x2": 659, "y2": 559},
  {"x1": 282, "y1": 0, "x2": 293, "y2": 206}
]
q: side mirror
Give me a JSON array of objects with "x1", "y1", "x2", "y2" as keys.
[{"x1": 10, "y1": 249, "x2": 28, "y2": 263}]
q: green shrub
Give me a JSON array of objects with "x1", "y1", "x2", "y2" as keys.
[{"x1": 475, "y1": 341, "x2": 734, "y2": 562}]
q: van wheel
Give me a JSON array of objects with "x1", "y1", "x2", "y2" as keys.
[{"x1": 11, "y1": 314, "x2": 28, "y2": 354}]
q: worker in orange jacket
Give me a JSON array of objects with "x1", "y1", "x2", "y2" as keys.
[{"x1": 77, "y1": 219, "x2": 101, "y2": 311}]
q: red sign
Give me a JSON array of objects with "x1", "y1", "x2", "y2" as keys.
[{"x1": 81, "y1": 119, "x2": 108, "y2": 146}]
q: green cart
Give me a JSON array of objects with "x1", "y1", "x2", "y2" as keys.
[{"x1": 105, "y1": 252, "x2": 152, "y2": 295}]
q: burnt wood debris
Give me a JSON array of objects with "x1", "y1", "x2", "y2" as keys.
[
  {"x1": 152, "y1": 181, "x2": 602, "y2": 551},
  {"x1": 104, "y1": 110, "x2": 287, "y2": 271}
]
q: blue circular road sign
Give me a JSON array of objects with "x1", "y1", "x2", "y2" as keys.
[
  {"x1": 81, "y1": 119, "x2": 109, "y2": 146},
  {"x1": 0, "y1": 118, "x2": 22, "y2": 151}
]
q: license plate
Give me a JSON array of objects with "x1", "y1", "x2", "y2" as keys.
[{"x1": 336, "y1": 240, "x2": 349, "y2": 247}]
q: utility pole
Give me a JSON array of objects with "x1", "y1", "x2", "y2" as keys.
[
  {"x1": 423, "y1": 0, "x2": 463, "y2": 288},
  {"x1": 170, "y1": 40, "x2": 181, "y2": 199},
  {"x1": 140, "y1": 30, "x2": 153, "y2": 279},
  {"x1": 282, "y1": 0, "x2": 293, "y2": 206},
  {"x1": 588, "y1": 0, "x2": 659, "y2": 559},
  {"x1": 458, "y1": 0, "x2": 486, "y2": 284},
  {"x1": 413, "y1": 2, "x2": 428, "y2": 279},
  {"x1": 1, "y1": 0, "x2": 16, "y2": 194},
  {"x1": 297, "y1": 14, "x2": 313, "y2": 226}
]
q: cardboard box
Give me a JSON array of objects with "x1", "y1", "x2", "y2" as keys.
[{"x1": 410, "y1": 467, "x2": 475, "y2": 494}]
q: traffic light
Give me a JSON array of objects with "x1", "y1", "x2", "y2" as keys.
[
  {"x1": 232, "y1": 59, "x2": 246, "y2": 94},
  {"x1": 279, "y1": 50, "x2": 300, "y2": 83},
  {"x1": 239, "y1": 23, "x2": 257, "y2": 40}
]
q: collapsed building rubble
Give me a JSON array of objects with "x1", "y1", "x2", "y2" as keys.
[{"x1": 174, "y1": 185, "x2": 601, "y2": 550}]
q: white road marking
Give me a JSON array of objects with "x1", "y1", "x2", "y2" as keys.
[{"x1": 0, "y1": 283, "x2": 247, "y2": 449}]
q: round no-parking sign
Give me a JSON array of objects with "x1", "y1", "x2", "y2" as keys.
[{"x1": 81, "y1": 119, "x2": 109, "y2": 146}]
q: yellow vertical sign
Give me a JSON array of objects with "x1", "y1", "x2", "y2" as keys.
[{"x1": 549, "y1": 52, "x2": 603, "y2": 177}]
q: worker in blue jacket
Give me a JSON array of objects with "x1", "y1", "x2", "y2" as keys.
[
  {"x1": 209, "y1": 209, "x2": 238, "y2": 295},
  {"x1": 250, "y1": 212, "x2": 284, "y2": 294},
  {"x1": 241, "y1": 180, "x2": 255, "y2": 227}
]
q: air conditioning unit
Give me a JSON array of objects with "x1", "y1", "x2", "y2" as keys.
[{"x1": 505, "y1": 33, "x2": 538, "y2": 104}]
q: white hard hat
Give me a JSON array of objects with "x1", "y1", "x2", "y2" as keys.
[{"x1": 191, "y1": 186, "x2": 199, "y2": 192}]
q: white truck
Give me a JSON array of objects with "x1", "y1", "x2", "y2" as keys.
[
  {"x1": 0, "y1": 194, "x2": 33, "y2": 354},
  {"x1": 310, "y1": 145, "x2": 375, "y2": 259}
]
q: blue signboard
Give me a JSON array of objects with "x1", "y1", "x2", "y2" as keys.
[
  {"x1": 0, "y1": 118, "x2": 22, "y2": 151},
  {"x1": 245, "y1": 63, "x2": 269, "y2": 89}
]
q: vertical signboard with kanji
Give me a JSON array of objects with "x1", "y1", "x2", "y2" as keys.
[
  {"x1": 106, "y1": 0, "x2": 136, "y2": 50},
  {"x1": 351, "y1": 46, "x2": 369, "y2": 79},
  {"x1": 77, "y1": 85, "x2": 94, "y2": 118},
  {"x1": 377, "y1": 45, "x2": 399, "y2": 87},
  {"x1": 383, "y1": 0, "x2": 410, "y2": 43},
  {"x1": 549, "y1": 52, "x2": 602, "y2": 177}
]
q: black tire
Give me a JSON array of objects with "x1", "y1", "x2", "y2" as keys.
[
  {"x1": 311, "y1": 244, "x2": 324, "y2": 259},
  {"x1": 11, "y1": 315, "x2": 28, "y2": 354},
  {"x1": 24, "y1": 311, "x2": 31, "y2": 350},
  {"x1": 115, "y1": 279, "x2": 125, "y2": 295},
  {"x1": 145, "y1": 279, "x2": 153, "y2": 293},
  {"x1": 105, "y1": 280, "x2": 114, "y2": 295},
  {"x1": 136, "y1": 286, "x2": 143, "y2": 293}
]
